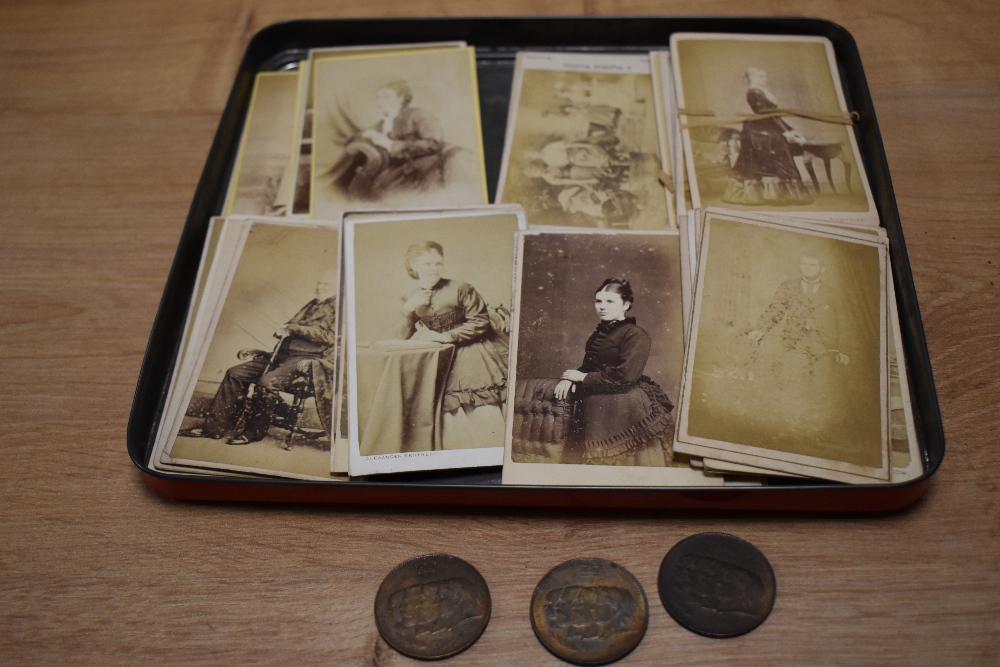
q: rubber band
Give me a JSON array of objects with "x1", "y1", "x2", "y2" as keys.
[{"x1": 677, "y1": 107, "x2": 859, "y2": 129}]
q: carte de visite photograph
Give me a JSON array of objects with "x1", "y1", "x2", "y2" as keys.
[
  {"x1": 677, "y1": 212, "x2": 889, "y2": 482},
  {"x1": 684, "y1": 208, "x2": 920, "y2": 483},
  {"x1": 689, "y1": 209, "x2": 923, "y2": 480},
  {"x1": 163, "y1": 221, "x2": 343, "y2": 481},
  {"x1": 225, "y1": 71, "x2": 301, "y2": 217},
  {"x1": 671, "y1": 33, "x2": 878, "y2": 226},
  {"x1": 345, "y1": 208, "x2": 524, "y2": 476},
  {"x1": 150, "y1": 216, "x2": 234, "y2": 472},
  {"x1": 502, "y1": 230, "x2": 720, "y2": 488},
  {"x1": 497, "y1": 52, "x2": 671, "y2": 231},
  {"x1": 289, "y1": 42, "x2": 468, "y2": 216},
  {"x1": 290, "y1": 58, "x2": 313, "y2": 216},
  {"x1": 649, "y1": 49, "x2": 677, "y2": 230},
  {"x1": 887, "y1": 272, "x2": 922, "y2": 482},
  {"x1": 310, "y1": 47, "x2": 488, "y2": 217}
]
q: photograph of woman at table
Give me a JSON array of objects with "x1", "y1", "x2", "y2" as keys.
[
  {"x1": 400, "y1": 241, "x2": 509, "y2": 450},
  {"x1": 552, "y1": 278, "x2": 674, "y2": 466}
]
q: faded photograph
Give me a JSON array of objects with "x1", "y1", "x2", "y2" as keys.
[
  {"x1": 650, "y1": 50, "x2": 677, "y2": 230},
  {"x1": 886, "y1": 286, "x2": 921, "y2": 482},
  {"x1": 291, "y1": 60, "x2": 312, "y2": 215},
  {"x1": 167, "y1": 223, "x2": 340, "y2": 480},
  {"x1": 888, "y1": 320, "x2": 910, "y2": 467},
  {"x1": 673, "y1": 36, "x2": 874, "y2": 218},
  {"x1": 886, "y1": 282, "x2": 921, "y2": 478},
  {"x1": 291, "y1": 44, "x2": 467, "y2": 215},
  {"x1": 509, "y1": 233, "x2": 685, "y2": 467},
  {"x1": 311, "y1": 48, "x2": 487, "y2": 216},
  {"x1": 500, "y1": 60, "x2": 670, "y2": 230},
  {"x1": 684, "y1": 217, "x2": 885, "y2": 472},
  {"x1": 348, "y1": 212, "x2": 521, "y2": 463},
  {"x1": 227, "y1": 72, "x2": 300, "y2": 216}
]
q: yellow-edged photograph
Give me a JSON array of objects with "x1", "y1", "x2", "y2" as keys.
[
  {"x1": 224, "y1": 72, "x2": 301, "y2": 217},
  {"x1": 311, "y1": 47, "x2": 488, "y2": 217}
]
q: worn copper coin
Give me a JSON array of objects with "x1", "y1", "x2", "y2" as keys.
[
  {"x1": 530, "y1": 558, "x2": 648, "y2": 666},
  {"x1": 658, "y1": 532, "x2": 776, "y2": 638},
  {"x1": 374, "y1": 554, "x2": 491, "y2": 660}
]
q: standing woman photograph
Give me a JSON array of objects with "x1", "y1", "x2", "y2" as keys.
[
  {"x1": 723, "y1": 67, "x2": 813, "y2": 206},
  {"x1": 400, "y1": 241, "x2": 509, "y2": 450},
  {"x1": 347, "y1": 210, "x2": 523, "y2": 476},
  {"x1": 554, "y1": 278, "x2": 675, "y2": 466}
]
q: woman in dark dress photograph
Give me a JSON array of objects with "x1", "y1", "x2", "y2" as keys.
[
  {"x1": 723, "y1": 67, "x2": 813, "y2": 206},
  {"x1": 553, "y1": 278, "x2": 674, "y2": 466},
  {"x1": 400, "y1": 241, "x2": 508, "y2": 449}
]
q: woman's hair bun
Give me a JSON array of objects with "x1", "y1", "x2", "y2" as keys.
[{"x1": 596, "y1": 277, "x2": 634, "y2": 305}]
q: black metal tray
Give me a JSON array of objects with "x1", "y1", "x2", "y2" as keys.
[{"x1": 128, "y1": 16, "x2": 943, "y2": 510}]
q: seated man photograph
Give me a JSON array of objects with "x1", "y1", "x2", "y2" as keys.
[{"x1": 182, "y1": 272, "x2": 337, "y2": 448}]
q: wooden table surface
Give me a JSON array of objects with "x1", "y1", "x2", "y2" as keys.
[{"x1": 1, "y1": 1, "x2": 998, "y2": 664}]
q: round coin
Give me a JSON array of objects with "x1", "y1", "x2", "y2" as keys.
[
  {"x1": 374, "y1": 554, "x2": 491, "y2": 660},
  {"x1": 658, "y1": 532, "x2": 776, "y2": 638},
  {"x1": 530, "y1": 558, "x2": 648, "y2": 666}
]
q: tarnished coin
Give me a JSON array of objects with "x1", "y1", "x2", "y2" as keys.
[
  {"x1": 374, "y1": 554, "x2": 491, "y2": 660},
  {"x1": 530, "y1": 558, "x2": 648, "y2": 666},
  {"x1": 658, "y1": 532, "x2": 776, "y2": 638}
]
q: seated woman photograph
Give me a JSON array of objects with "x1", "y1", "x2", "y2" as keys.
[
  {"x1": 329, "y1": 80, "x2": 450, "y2": 202},
  {"x1": 553, "y1": 278, "x2": 674, "y2": 466},
  {"x1": 399, "y1": 241, "x2": 509, "y2": 449}
]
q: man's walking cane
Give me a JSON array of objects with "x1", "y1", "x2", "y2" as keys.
[{"x1": 228, "y1": 332, "x2": 288, "y2": 444}]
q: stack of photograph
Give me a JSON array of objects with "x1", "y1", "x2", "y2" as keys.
[{"x1": 149, "y1": 34, "x2": 922, "y2": 488}]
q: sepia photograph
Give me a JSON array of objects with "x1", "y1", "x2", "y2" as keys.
[
  {"x1": 290, "y1": 59, "x2": 312, "y2": 216},
  {"x1": 224, "y1": 71, "x2": 301, "y2": 217},
  {"x1": 682, "y1": 209, "x2": 920, "y2": 483},
  {"x1": 310, "y1": 47, "x2": 488, "y2": 217},
  {"x1": 288, "y1": 42, "x2": 467, "y2": 216},
  {"x1": 676, "y1": 212, "x2": 889, "y2": 482},
  {"x1": 151, "y1": 216, "x2": 253, "y2": 475},
  {"x1": 497, "y1": 52, "x2": 671, "y2": 230},
  {"x1": 502, "y1": 230, "x2": 721, "y2": 487},
  {"x1": 330, "y1": 258, "x2": 349, "y2": 473},
  {"x1": 886, "y1": 269, "x2": 922, "y2": 481},
  {"x1": 345, "y1": 208, "x2": 524, "y2": 476},
  {"x1": 650, "y1": 50, "x2": 677, "y2": 230},
  {"x1": 163, "y1": 221, "x2": 343, "y2": 480},
  {"x1": 671, "y1": 34, "x2": 878, "y2": 226}
]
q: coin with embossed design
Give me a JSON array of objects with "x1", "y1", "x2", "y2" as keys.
[
  {"x1": 658, "y1": 532, "x2": 776, "y2": 638},
  {"x1": 530, "y1": 558, "x2": 648, "y2": 666},
  {"x1": 374, "y1": 554, "x2": 491, "y2": 660}
]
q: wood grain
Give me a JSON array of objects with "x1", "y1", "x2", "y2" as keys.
[{"x1": 1, "y1": 1, "x2": 998, "y2": 664}]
